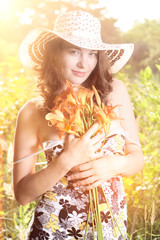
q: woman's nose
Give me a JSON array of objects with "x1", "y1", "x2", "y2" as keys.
[{"x1": 77, "y1": 54, "x2": 87, "y2": 68}]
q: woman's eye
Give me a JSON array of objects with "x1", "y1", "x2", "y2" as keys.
[
  {"x1": 70, "y1": 50, "x2": 79, "y2": 55},
  {"x1": 90, "y1": 52, "x2": 98, "y2": 56}
]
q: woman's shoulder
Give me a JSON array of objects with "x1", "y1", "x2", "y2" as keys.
[
  {"x1": 107, "y1": 78, "x2": 130, "y2": 106},
  {"x1": 18, "y1": 98, "x2": 44, "y2": 122},
  {"x1": 111, "y1": 78, "x2": 127, "y2": 91},
  {"x1": 110, "y1": 78, "x2": 129, "y2": 97}
]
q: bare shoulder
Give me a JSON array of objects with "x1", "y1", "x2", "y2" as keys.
[
  {"x1": 108, "y1": 78, "x2": 130, "y2": 105},
  {"x1": 108, "y1": 79, "x2": 141, "y2": 143},
  {"x1": 16, "y1": 98, "x2": 45, "y2": 136},
  {"x1": 18, "y1": 98, "x2": 42, "y2": 122},
  {"x1": 112, "y1": 78, "x2": 128, "y2": 94}
]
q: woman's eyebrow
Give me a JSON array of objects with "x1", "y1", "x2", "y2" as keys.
[
  {"x1": 65, "y1": 44, "x2": 81, "y2": 50},
  {"x1": 68, "y1": 46, "x2": 81, "y2": 50}
]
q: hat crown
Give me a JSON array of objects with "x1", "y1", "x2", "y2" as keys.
[
  {"x1": 19, "y1": 9, "x2": 134, "y2": 72},
  {"x1": 53, "y1": 10, "x2": 102, "y2": 40}
]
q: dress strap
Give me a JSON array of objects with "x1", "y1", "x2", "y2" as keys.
[
  {"x1": 13, "y1": 135, "x2": 140, "y2": 165},
  {"x1": 125, "y1": 137, "x2": 141, "y2": 147},
  {"x1": 13, "y1": 140, "x2": 64, "y2": 165}
]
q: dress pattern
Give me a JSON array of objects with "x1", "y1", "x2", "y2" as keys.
[{"x1": 27, "y1": 129, "x2": 128, "y2": 240}]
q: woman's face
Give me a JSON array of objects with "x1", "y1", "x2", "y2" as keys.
[{"x1": 61, "y1": 43, "x2": 98, "y2": 85}]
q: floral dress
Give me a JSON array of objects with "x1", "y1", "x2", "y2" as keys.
[{"x1": 27, "y1": 125, "x2": 128, "y2": 240}]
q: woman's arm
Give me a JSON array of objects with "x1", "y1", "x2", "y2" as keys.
[
  {"x1": 13, "y1": 101, "x2": 70, "y2": 205},
  {"x1": 67, "y1": 79, "x2": 144, "y2": 189},
  {"x1": 109, "y1": 79, "x2": 144, "y2": 176},
  {"x1": 13, "y1": 101, "x2": 104, "y2": 205}
]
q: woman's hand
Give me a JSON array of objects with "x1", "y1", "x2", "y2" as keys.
[
  {"x1": 62, "y1": 123, "x2": 105, "y2": 170},
  {"x1": 67, "y1": 155, "x2": 117, "y2": 190},
  {"x1": 67, "y1": 145, "x2": 144, "y2": 191}
]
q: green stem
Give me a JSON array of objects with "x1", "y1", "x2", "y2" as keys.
[
  {"x1": 89, "y1": 190, "x2": 95, "y2": 240},
  {"x1": 95, "y1": 187, "x2": 104, "y2": 239},
  {"x1": 81, "y1": 108, "x2": 89, "y2": 132},
  {"x1": 84, "y1": 204, "x2": 90, "y2": 240},
  {"x1": 92, "y1": 189, "x2": 99, "y2": 236}
]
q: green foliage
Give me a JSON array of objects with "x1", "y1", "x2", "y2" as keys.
[
  {"x1": 12, "y1": 203, "x2": 36, "y2": 239},
  {"x1": 123, "y1": 20, "x2": 160, "y2": 73},
  {"x1": 117, "y1": 65, "x2": 160, "y2": 239},
  {"x1": 3, "y1": 200, "x2": 36, "y2": 239},
  {"x1": 0, "y1": 57, "x2": 37, "y2": 239},
  {"x1": 0, "y1": 56, "x2": 36, "y2": 141}
]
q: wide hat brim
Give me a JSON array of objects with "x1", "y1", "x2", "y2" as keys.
[{"x1": 19, "y1": 28, "x2": 134, "y2": 74}]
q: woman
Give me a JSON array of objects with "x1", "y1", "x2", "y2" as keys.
[{"x1": 13, "y1": 10, "x2": 144, "y2": 239}]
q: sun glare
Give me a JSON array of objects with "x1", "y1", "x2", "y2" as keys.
[
  {"x1": 0, "y1": 0, "x2": 11, "y2": 10},
  {"x1": 0, "y1": 0, "x2": 12, "y2": 19},
  {"x1": 99, "y1": 0, "x2": 160, "y2": 31},
  {"x1": 16, "y1": 8, "x2": 35, "y2": 25}
]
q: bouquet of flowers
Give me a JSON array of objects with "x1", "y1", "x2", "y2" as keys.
[
  {"x1": 46, "y1": 81, "x2": 117, "y2": 139},
  {"x1": 45, "y1": 80, "x2": 125, "y2": 239}
]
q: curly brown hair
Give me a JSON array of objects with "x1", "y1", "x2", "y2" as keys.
[{"x1": 36, "y1": 37, "x2": 113, "y2": 112}]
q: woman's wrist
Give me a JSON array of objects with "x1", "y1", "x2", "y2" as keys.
[
  {"x1": 112, "y1": 152, "x2": 143, "y2": 177},
  {"x1": 55, "y1": 151, "x2": 73, "y2": 172},
  {"x1": 110, "y1": 155, "x2": 128, "y2": 176}
]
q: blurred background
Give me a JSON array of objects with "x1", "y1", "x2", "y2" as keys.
[{"x1": 0, "y1": 0, "x2": 160, "y2": 239}]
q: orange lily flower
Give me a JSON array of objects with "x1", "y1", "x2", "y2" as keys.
[
  {"x1": 45, "y1": 80, "x2": 118, "y2": 139},
  {"x1": 45, "y1": 110, "x2": 66, "y2": 123},
  {"x1": 77, "y1": 87, "x2": 94, "y2": 105},
  {"x1": 66, "y1": 93, "x2": 77, "y2": 105},
  {"x1": 76, "y1": 89, "x2": 87, "y2": 105},
  {"x1": 94, "y1": 105, "x2": 110, "y2": 125},
  {"x1": 103, "y1": 104, "x2": 119, "y2": 120}
]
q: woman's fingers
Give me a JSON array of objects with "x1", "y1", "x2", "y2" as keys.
[
  {"x1": 63, "y1": 124, "x2": 105, "y2": 168},
  {"x1": 68, "y1": 168, "x2": 94, "y2": 181},
  {"x1": 93, "y1": 141, "x2": 104, "y2": 153},
  {"x1": 72, "y1": 175, "x2": 98, "y2": 187},
  {"x1": 65, "y1": 133, "x2": 75, "y2": 143},
  {"x1": 84, "y1": 180, "x2": 104, "y2": 190},
  {"x1": 72, "y1": 176, "x2": 106, "y2": 190},
  {"x1": 70, "y1": 162, "x2": 92, "y2": 173},
  {"x1": 83, "y1": 122, "x2": 100, "y2": 140},
  {"x1": 64, "y1": 134, "x2": 75, "y2": 149},
  {"x1": 90, "y1": 130, "x2": 105, "y2": 145}
]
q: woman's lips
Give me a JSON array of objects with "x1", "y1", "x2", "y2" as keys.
[{"x1": 72, "y1": 70, "x2": 86, "y2": 77}]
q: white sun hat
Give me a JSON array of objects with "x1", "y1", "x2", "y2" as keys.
[{"x1": 19, "y1": 10, "x2": 134, "y2": 73}]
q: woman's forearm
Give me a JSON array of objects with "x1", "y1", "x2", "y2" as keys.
[
  {"x1": 14, "y1": 152, "x2": 70, "y2": 206},
  {"x1": 112, "y1": 150, "x2": 144, "y2": 177}
]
